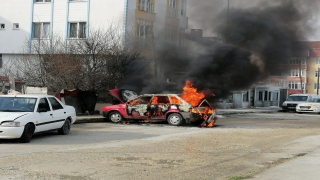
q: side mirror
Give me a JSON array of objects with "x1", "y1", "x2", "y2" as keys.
[{"x1": 38, "y1": 108, "x2": 48, "y2": 113}]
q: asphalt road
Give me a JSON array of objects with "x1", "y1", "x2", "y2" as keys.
[{"x1": 1, "y1": 111, "x2": 320, "y2": 180}]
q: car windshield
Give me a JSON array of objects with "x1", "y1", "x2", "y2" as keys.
[
  {"x1": 307, "y1": 98, "x2": 320, "y2": 103},
  {"x1": 286, "y1": 96, "x2": 308, "y2": 101},
  {"x1": 0, "y1": 97, "x2": 37, "y2": 112}
]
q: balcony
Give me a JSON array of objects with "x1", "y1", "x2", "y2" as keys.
[
  {"x1": 167, "y1": 8, "x2": 178, "y2": 19},
  {"x1": 139, "y1": 2, "x2": 154, "y2": 13}
]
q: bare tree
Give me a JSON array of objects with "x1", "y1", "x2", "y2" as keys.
[{"x1": 13, "y1": 26, "x2": 149, "y2": 94}]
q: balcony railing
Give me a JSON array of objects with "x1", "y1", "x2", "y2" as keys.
[
  {"x1": 167, "y1": 8, "x2": 178, "y2": 18},
  {"x1": 139, "y1": 2, "x2": 154, "y2": 13}
]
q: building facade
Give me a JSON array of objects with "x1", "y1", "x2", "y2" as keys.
[{"x1": 0, "y1": 0, "x2": 188, "y2": 74}]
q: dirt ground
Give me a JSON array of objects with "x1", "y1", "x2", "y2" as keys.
[{"x1": 1, "y1": 114, "x2": 320, "y2": 180}]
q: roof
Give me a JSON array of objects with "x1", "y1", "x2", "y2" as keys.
[
  {"x1": 0, "y1": 94, "x2": 54, "y2": 98},
  {"x1": 0, "y1": 76, "x2": 24, "y2": 84}
]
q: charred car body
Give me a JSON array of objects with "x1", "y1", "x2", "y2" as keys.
[{"x1": 101, "y1": 89, "x2": 217, "y2": 126}]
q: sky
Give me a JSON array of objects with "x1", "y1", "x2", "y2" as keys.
[{"x1": 187, "y1": 0, "x2": 320, "y2": 41}]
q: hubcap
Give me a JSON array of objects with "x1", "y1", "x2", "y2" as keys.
[
  {"x1": 170, "y1": 115, "x2": 180, "y2": 124},
  {"x1": 111, "y1": 113, "x2": 121, "y2": 122}
]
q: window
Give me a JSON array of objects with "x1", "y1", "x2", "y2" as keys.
[
  {"x1": 258, "y1": 91, "x2": 263, "y2": 101},
  {"x1": 48, "y1": 97, "x2": 63, "y2": 110},
  {"x1": 181, "y1": 0, "x2": 186, "y2": 15},
  {"x1": 38, "y1": 98, "x2": 50, "y2": 111},
  {"x1": 69, "y1": 22, "x2": 86, "y2": 38},
  {"x1": 13, "y1": 23, "x2": 19, "y2": 30},
  {"x1": 316, "y1": 58, "x2": 320, "y2": 64},
  {"x1": 290, "y1": 69, "x2": 305, "y2": 77},
  {"x1": 289, "y1": 81, "x2": 304, "y2": 90},
  {"x1": 289, "y1": 57, "x2": 306, "y2": 65},
  {"x1": 136, "y1": 19, "x2": 153, "y2": 46},
  {"x1": 243, "y1": 91, "x2": 249, "y2": 102},
  {"x1": 0, "y1": 54, "x2": 2, "y2": 68},
  {"x1": 315, "y1": 70, "x2": 319, "y2": 77},
  {"x1": 168, "y1": 0, "x2": 178, "y2": 18},
  {"x1": 35, "y1": 0, "x2": 51, "y2": 2},
  {"x1": 271, "y1": 92, "x2": 279, "y2": 101},
  {"x1": 139, "y1": 0, "x2": 153, "y2": 12},
  {"x1": 33, "y1": 22, "x2": 50, "y2": 38},
  {"x1": 151, "y1": 96, "x2": 170, "y2": 104},
  {"x1": 276, "y1": 79, "x2": 285, "y2": 87},
  {"x1": 314, "y1": 83, "x2": 320, "y2": 90},
  {"x1": 0, "y1": 24, "x2": 5, "y2": 30}
]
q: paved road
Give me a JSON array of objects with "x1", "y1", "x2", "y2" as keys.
[{"x1": 1, "y1": 111, "x2": 320, "y2": 180}]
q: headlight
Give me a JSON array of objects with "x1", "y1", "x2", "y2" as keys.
[
  {"x1": 1, "y1": 121, "x2": 21, "y2": 127},
  {"x1": 282, "y1": 102, "x2": 287, "y2": 106}
]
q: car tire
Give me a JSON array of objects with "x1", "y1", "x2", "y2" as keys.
[
  {"x1": 20, "y1": 123, "x2": 34, "y2": 143},
  {"x1": 109, "y1": 111, "x2": 123, "y2": 123},
  {"x1": 58, "y1": 119, "x2": 71, "y2": 135},
  {"x1": 167, "y1": 113, "x2": 184, "y2": 126}
]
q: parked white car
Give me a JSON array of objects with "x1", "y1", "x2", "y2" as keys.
[
  {"x1": 282, "y1": 94, "x2": 320, "y2": 112},
  {"x1": 0, "y1": 94, "x2": 76, "y2": 143},
  {"x1": 296, "y1": 98, "x2": 320, "y2": 113}
]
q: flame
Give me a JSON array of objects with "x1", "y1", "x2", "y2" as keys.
[
  {"x1": 151, "y1": 96, "x2": 158, "y2": 104},
  {"x1": 170, "y1": 96, "x2": 182, "y2": 104},
  {"x1": 180, "y1": 80, "x2": 206, "y2": 106}
]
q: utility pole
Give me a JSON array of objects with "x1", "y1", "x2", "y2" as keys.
[
  {"x1": 317, "y1": 68, "x2": 320, "y2": 95},
  {"x1": 225, "y1": 0, "x2": 230, "y2": 43}
]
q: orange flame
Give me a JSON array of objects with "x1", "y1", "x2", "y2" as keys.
[
  {"x1": 151, "y1": 96, "x2": 159, "y2": 104},
  {"x1": 169, "y1": 96, "x2": 182, "y2": 104},
  {"x1": 180, "y1": 80, "x2": 208, "y2": 106}
]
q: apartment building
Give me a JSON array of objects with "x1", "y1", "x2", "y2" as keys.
[
  {"x1": 267, "y1": 42, "x2": 320, "y2": 95},
  {"x1": 0, "y1": 0, "x2": 188, "y2": 74}
]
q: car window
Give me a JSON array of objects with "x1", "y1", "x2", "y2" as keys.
[
  {"x1": 287, "y1": 96, "x2": 308, "y2": 101},
  {"x1": 0, "y1": 97, "x2": 36, "y2": 112},
  {"x1": 38, "y1": 98, "x2": 51, "y2": 111},
  {"x1": 131, "y1": 96, "x2": 152, "y2": 105},
  {"x1": 48, "y1": 97, "x2": 63, "y2": 110},
  {"x1": 151, "y1": 96, "x2": 170, "y2": 104},
  {"x1": 169, "y1": 96, "x2": 183, "y2": 104}
]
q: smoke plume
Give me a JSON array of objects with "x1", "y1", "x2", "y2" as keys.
[{"x1": 120, "y1": 0, "x2": 320, "y2": 99}]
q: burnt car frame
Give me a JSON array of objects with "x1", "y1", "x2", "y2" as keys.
[{"x1": 101, "y1": 89, "x2": 216, "y2": 126}]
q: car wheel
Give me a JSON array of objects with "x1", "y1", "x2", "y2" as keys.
[
  {"x1": 58, "y1": 119, "x2": 71, "y2": 135},
  {"x1": 20, "y1": 123, "x2": 34, "y2": 143},
  {"x1": 109, "y1": 111, "x2": 123, "y2": 123},
  {"x1": 167, "y1": 113, "x2": 184, "y2": 126}
]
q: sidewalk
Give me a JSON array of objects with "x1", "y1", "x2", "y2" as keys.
[
  {"x1": 75, "y1": 107, "x2": 282, "y2": 124},
  {"x1": 249, "y1": 148, "x2": 320, "y2": 180}
]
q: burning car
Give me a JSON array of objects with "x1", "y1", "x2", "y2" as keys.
[{"x1": 101, "y1": 87, "x2": 217, "y2": 127}]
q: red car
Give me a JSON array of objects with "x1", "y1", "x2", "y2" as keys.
[{"x1": 101, "y1": 89, "x2": 217, "y2": 126}]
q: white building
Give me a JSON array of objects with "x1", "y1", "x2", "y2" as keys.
[{"x1": 0, "y1": 0, "x2": 188, "y2": 73}]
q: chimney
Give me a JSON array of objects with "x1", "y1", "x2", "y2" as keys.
[{"x1": 190, "y1": 29, "x2": 203, "y2": 38}]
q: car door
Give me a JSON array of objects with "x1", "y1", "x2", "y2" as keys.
[
  {"x1": 126, "y1": 96, "x2": 152, "y2": 118},
  {"x1": 47, "y1": 97, "x2": 67, "y2": 129},
  {"x1": 150, "y1": 95, "x2": 169, "y2": 119},
  {"x1": 33, "y1": 97, "x2": 54, "y2": 133}
]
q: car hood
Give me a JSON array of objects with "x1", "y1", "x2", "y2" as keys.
[
  {"x1": 297, "y1": 102, "x2": 319, "y2": 106},
  {"x1": 0, "y1": 112, "x2": 30, "y2": 122},
  {"x1": 283, "y1": 101, "x2": 306, "y2": 104},
  {"x1": 109, "y1": 89, "x2": 139, "y2": 103}
]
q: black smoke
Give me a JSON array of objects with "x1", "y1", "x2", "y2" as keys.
[{"x1": 120, "y1": 0, "x2": 318, "y2": 99}]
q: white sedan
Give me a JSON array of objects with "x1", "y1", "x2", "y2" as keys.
[
  {"x1": 296, "y1": 98, "x2": 320, "y2": 114},
  {"x1": 0, "y1": 94, "x2": 76, "y2": 143}
]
